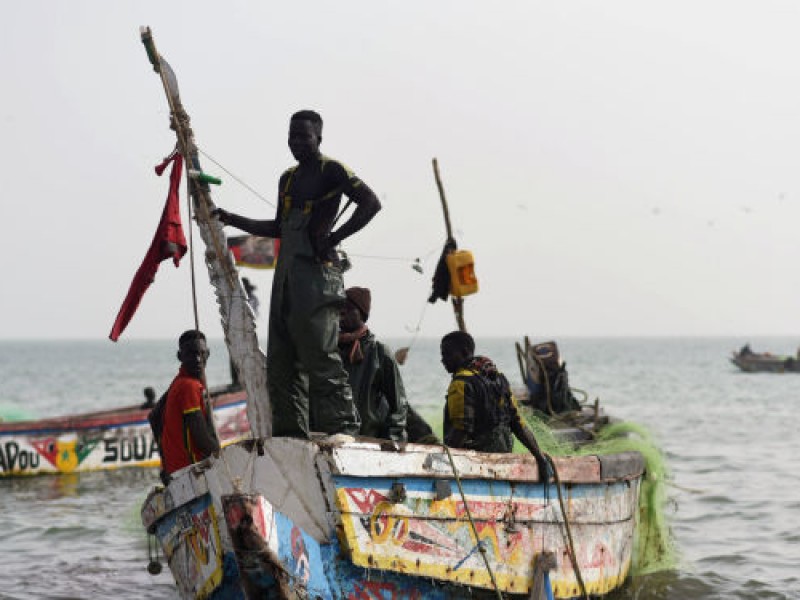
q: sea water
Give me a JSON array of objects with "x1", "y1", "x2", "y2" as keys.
[{"x1": 0, "y1": 337, "x2": 798, "y2": 599}]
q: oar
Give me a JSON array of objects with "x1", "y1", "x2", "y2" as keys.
[{"x1": 395, "y1": 347, "x2": 409, "y2": 365}]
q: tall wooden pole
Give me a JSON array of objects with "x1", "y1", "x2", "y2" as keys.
[{"x1": 432, "y1": 158, "x2": 466, "y2": 332}]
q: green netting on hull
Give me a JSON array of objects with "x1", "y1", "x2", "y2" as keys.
[
  {"x1": 421, "y1": 405, "x2": 678, "y2": 575},
  {"x1": 524, "y1": 412, "x2": 678, "y2": 576}
]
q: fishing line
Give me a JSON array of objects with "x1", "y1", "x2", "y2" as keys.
[
  {"x1": 184, "y1": 159, "x2": 200, "y2": 332},
  {"x1": 395, "y1": 299, "x2": 429, "y2": 365},
  {"x1": 192, "y1": 151, "x2": 445, "y2": 274},
  {"x1": 348, "y1": 253, "x2": 416, "y2": 262},
  {"x1": 348, "y1": 243, "x2": 441, "y2": 271},
  {"x1": 197, "y1": 147, "x2": 275, "y2": 207}
]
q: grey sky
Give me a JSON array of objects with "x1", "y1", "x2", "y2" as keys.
[{"x1": 3, "y1": 1, "x2": 800, "y2": 342}]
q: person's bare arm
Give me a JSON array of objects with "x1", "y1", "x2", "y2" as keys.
[
  {"x1": 327, "y1": 182, "x2": 381, "y2": 248},
  {"x1": 186, "y1": 412, "x2": 220, "y2": 457},
  {"x1": 213, "y1": 208, "x2": 281, "y2": 238}
]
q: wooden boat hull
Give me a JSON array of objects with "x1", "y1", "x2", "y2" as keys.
[
  {"x1": 142, "y1": 437, "x2": 644, "y2": 599},
  {"x1": 730, "y1": 352, "x2": 800, "y2": 373},
  {"x1": 0, "y1": 388, "x2": 249, "y2": 477}
]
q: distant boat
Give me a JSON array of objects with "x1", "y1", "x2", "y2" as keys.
[
  {"x1": 730, "y1": 344, "x2": 800, "y2": 373},
  {"x1": 0, "y1": 386, "x2": 249, "y2": 478}
]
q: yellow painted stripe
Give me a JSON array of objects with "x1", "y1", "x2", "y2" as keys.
[{"x1": 335, "y1": 487, "x2": 632, "y2": 596}]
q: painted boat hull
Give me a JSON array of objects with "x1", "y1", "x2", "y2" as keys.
[
  {"x1": 0, "y1": 387, "x2": 249, "y2": 477},
  {"x1": 142, "y1": 437, "x2": 644, "y2": 599}
]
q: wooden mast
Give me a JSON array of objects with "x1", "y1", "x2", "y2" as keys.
[
  {"x1": 140, "y1": 27, "x2": 271, "y2": 438},
  {"x1": 432, "y1": 158, "x2": 467, "y2": 332}
]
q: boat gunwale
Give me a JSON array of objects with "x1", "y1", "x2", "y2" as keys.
[{"x1": 0, "y1": 388, "x2": 246, "y2": 435}]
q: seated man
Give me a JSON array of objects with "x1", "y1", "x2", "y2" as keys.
[
  {"x1": 440, "y1": 331, "x2": 549, "y2": 477},
  {"x1": 160, "y1": 330, "x2": 220, "y2": 477},
  {"x1": 338, "y1": 286, "x2": 439, "y2": 444},
  {"x1": 338, "y1": 287, "x2": 408, "y2": 442}
]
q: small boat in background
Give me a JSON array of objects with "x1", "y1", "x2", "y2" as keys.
[
  {"x1": 730, "y1": 344, "x2": 800, "y2": 373},
  {"x1": 0, "y1": 386, "x2": 249, "y2": 478}
]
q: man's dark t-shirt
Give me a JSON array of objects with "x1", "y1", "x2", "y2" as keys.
[{"x1": 276, "y1": 156, "x2": 361, "y2": 262}]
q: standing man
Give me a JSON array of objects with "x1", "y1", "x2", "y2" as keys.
[
  {"x1": 440, "y1": 331, "x2": 549, "y2": 478},
  {"x1": 160, "y1": 330, "x2": 220, "y2": 478},
  {"x1": 214, "y1": 110, "x2": 381, "y2": 438}
]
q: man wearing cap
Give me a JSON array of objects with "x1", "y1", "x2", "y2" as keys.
[
  {"x1": 338, "y1": 287, "x2": 439, "y2": 444},
  {"x1": 338, "y1": 287, "x2": 407, "y2": 442},
  {"x1": 213, "y1": 110, "x2": 380, "y2": 438}
]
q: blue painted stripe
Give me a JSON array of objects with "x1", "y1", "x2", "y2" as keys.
[{"x1": 334, "y1": 475, "x2": 630, "y2": 500}]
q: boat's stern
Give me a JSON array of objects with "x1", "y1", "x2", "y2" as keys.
[{"x1": 141, "y1": 469, "x2": 235, "y2": 599}]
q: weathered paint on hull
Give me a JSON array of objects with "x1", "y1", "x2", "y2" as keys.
[
  {"x1": 336, "y1": 475, "x2": 637, "y2": 597},
  {"x1": 142, "y1": 438, "x2": 644, "y2": 599},
  {"x1": 0, "y1": 391, "x2": 249, "y2": 477},
  {"x1": 156, "y1": 489, "x2": 499, "y2": 599},
  {"x1": 154, "y1": 493, "x2": 227, "y2": 599}
]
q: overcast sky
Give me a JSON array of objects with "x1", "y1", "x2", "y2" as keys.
[{"x1": 4, "y1": 1, "x2": 800, "y2": 343}]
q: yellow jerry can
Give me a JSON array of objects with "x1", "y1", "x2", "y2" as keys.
[{"x1": 446, "y1": 249, "x2": 479, "y2": 297}]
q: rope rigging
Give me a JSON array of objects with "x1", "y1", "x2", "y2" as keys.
[
  {"x1": 198, "y1": 146, "x2": 440, "y2": 272},
  {"x1": 197, "y1": 147, "x2": 275, "y2": 207}
]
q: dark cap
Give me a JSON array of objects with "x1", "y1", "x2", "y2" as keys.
[{"x1": 345, "y1": 287, "x2": 371, "y2": 321}]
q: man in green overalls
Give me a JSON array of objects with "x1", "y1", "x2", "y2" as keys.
[
  {"x1": 338, "y1": 286, "x2": 439, "y2": 445},
  {"x1": 213, "y1": 110, "x2": 381, "y2": 437}
]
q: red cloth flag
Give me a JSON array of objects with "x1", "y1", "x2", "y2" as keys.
[{"x1": 109, "y1": 152, "x2": 187, "y2": 341}]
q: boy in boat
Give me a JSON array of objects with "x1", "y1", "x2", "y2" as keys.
[
  {"x1": 338, "y1": 286, "x2": 439, "y2": 444},
  {"x1": 160, "y1": 330, "x2": 220, "y2": 478},
  {"x1": 140, "y1": 386, "x2": 157, "y2": 409},
  {"x1": 213, "y1": 110, "x2": 381, "y2": 438},
  {"x1": 440, "y1": 331, "x2": 549, "y2": 478}
]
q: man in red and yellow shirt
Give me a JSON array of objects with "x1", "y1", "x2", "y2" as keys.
[{"x1": 161, "y1": 330, "x2": 220, "y2": 476}]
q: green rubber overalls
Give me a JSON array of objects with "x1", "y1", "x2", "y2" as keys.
[{"x1": 267, "y1": 168, "x2": 360, "y2": 438}]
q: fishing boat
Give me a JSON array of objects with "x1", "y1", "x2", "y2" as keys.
[
  {"x1": 730, "y1": 344, "x2": 800, "y2": 373},
  {"x1": 136, "y1": 28, "x2": 658, "y2": 599},
  {"x1": 143, "y1": 435, "x2": 644, "y2": 599},
  {"x1": 0, "y1": 385, "x2": 249, "y2": 478}
]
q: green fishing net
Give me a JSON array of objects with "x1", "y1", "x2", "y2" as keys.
[
  {"x1": 523, "y1": 412, "x2": 678, "y2": 575},
  {"x1": 419, "y1": 404, "x2": 677, "y2": 575}
]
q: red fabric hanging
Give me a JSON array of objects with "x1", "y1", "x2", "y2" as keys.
[{"x1": 109, "y1": 152, "x2": 187, "y2": 341}]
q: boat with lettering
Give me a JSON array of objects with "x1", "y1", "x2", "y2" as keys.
[
  {"x1": 136, "y1": 28, "x2": 664, "y2": 599},
  {"x1": 0, "y1": 385, "x2": 248, "y2": 478}
]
